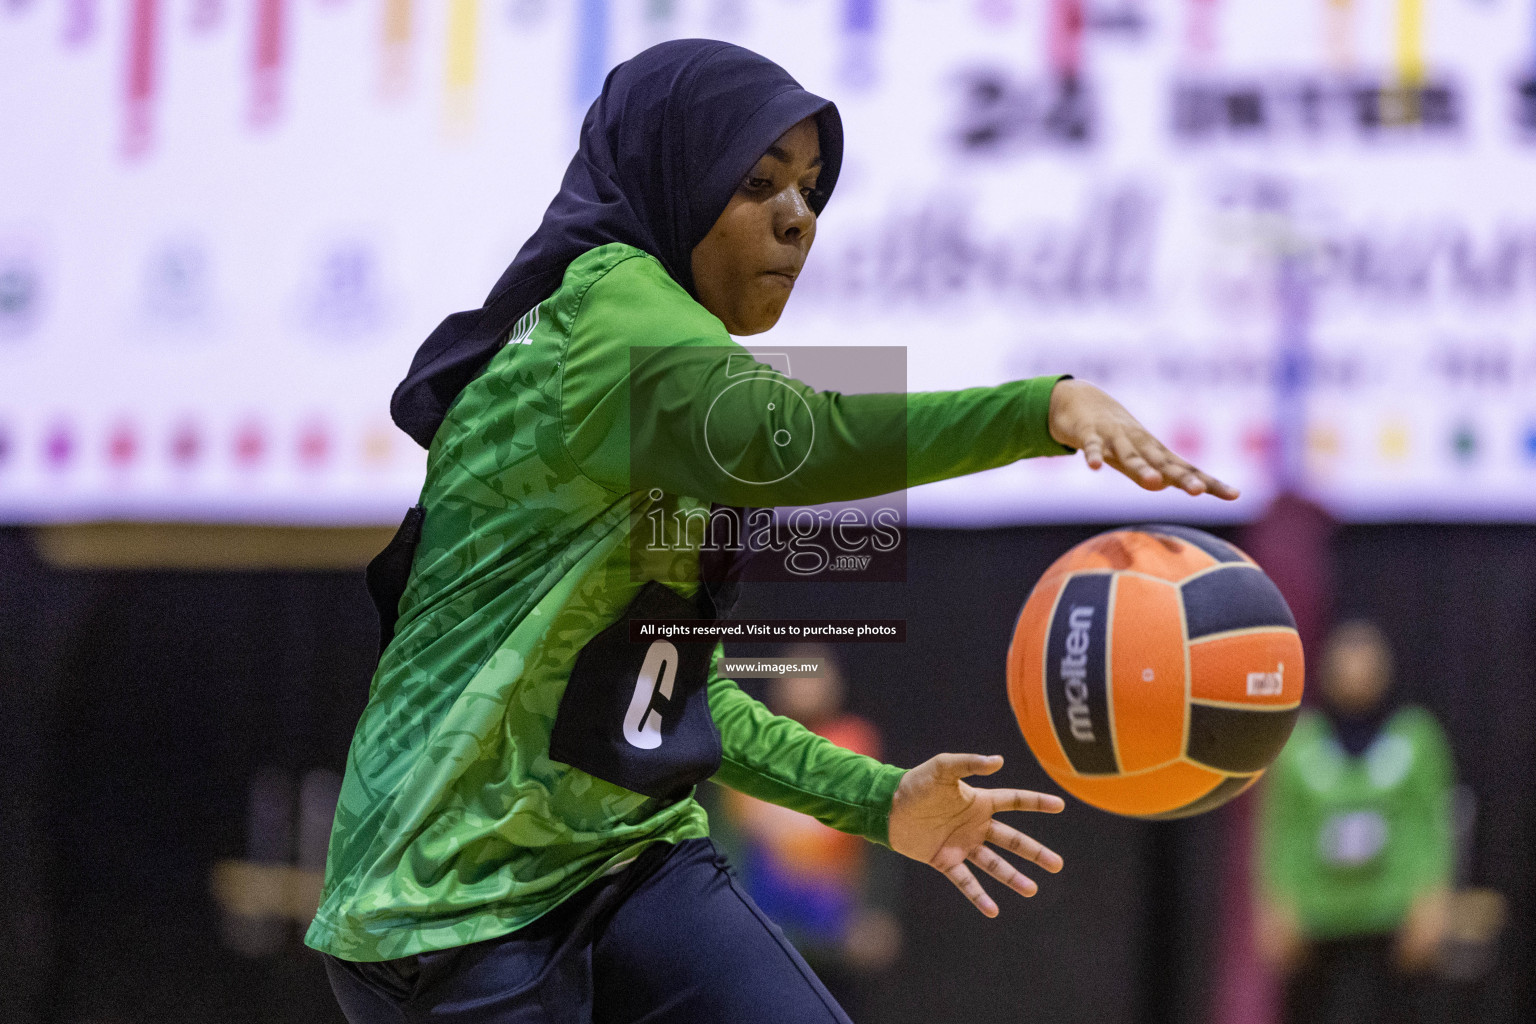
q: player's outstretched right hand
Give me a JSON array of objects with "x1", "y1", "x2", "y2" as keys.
[
  {"x1": 1047, "y1": 379, "x2": 1241, "y2": 500},
  {"x1": 887, "y1": 753, "x2": 1065, "y2": 918}
]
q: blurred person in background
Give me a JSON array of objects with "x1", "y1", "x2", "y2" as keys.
[
  {"x1": 711, "y1": 644, "x2": 901, "y2": 1017},
  {"x1": 1256, "y1": 620, "x2": 1455, "y2": 1024}
]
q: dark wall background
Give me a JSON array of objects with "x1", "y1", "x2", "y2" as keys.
[{"x1": 1, "y1": 523, "x2": 1532, "y2": 1024}]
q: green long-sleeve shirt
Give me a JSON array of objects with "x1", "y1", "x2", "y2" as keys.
[
  {"x1": 305, "y1": 243, "x2": 1071, "y2": 961},
  {"x1": 1258, "y1": 706, "x2": 1455, "y2": 940}
]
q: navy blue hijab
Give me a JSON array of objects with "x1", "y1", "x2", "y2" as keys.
[{"x1": 390, "y1": 38, "x2": 844, "y2": 449}]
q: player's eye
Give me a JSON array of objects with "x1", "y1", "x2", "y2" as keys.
[{"x1": 742, "y1": 176, "x2": 774, "y2": 193}]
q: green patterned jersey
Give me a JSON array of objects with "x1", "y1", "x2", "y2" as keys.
[{"x1": 305, "y1": 243, "x2": 1071, "y2": 962}]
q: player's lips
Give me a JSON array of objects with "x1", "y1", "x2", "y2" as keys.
[{"x1": 762, "y1": 267, "x2": 800, "y2": 285}]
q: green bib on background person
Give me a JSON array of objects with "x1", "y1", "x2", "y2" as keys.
[{"x1": 1259, "y1": 706, "x2": 1455, "y2": 940}]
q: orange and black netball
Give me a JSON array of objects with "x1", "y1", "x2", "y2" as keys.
[{"x1": 1007, "y1": 525, "x2": 1304, "y2": 818}]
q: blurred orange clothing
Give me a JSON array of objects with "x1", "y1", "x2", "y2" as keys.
[{"x1": 724, "y1": 716, "x2": 882, "y2": 884}]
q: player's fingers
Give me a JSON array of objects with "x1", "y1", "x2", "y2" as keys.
[
  {"x1": 1110, "y1": 433, "x2": 1164, "y2": 490},
  {"x1": 1158, "y1": 454, "x2": 1237, "y2": 500},
  {"x1": 969, "y1": 846, "x2": 1038, "y2": 899},
  {"x1": 1140, "y1": 439, "x2": 1217, "y2": 497},
  {"x1": 1132, "y1": 428, "x2": 1241, "y2": 500},
  {"x1": 1134, "y1": 436, "x2": 1190, "y2": 486},
  {"x1": 1080, "y1": 433, "x2": 1105, "y2": 471},
  {"x1": 932, "y1": 753, "x2": 1003, "y2": 782},
  {"x1": 1146, "y1": 445, "x2": 1208, "y2": 496},
  {"x1": 1195, "y1": 468, "x2": 1241, "y2": 500},
  {"x1": 987, "y1": 820, "x2": 1065, "y2": 873},
  {"x1": 989, "y1": 789, "x2": 1065, "y2": 815},
  {"x1": 1126, "y1": 430, "x2": 1188, "y2": 474},
  {"x1": 944, "y1": 862, "x2": 999, "y2": 917}
]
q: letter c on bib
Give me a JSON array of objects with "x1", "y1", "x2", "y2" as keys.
[{"x1": 622, "y1": 640, "x2": 678, "y2": 749}]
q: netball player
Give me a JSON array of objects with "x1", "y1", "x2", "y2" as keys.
[{"x1": 306, "y1": 39, "x2": 1238, "y2": 1023}]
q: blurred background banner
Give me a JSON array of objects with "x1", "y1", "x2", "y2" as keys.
[{"x1": 4, "y1": 0, "x2": 1536, "y2": 525}]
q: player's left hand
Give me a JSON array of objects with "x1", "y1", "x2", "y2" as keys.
[
  {"x1": 887, "y1": 753, "x2": 1064, "y2": 918},
  {"x1": 1047, "y1": 378, "x2": 1241, "y2": 500}
]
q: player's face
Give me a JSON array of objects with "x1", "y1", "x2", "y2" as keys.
[
  {"x1": 1321, "y1": 625, "x2": 1391, "y2": 714},
  {"x1": 690, "y1": 117, "x2": 822, "y2": 335}
]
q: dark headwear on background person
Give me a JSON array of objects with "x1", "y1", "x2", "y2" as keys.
[
  {"x1": 389, "y1": 38, "x2": 844, "y2": 450},
  {"x1": 1321, "y1": 619, "x2": 1398, "y2": 757}
]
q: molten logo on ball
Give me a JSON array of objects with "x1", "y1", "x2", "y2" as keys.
[
  {"x1": 1045, "y1": 573, "x2": 1115, "y2": 775},
  {"x1": 1060, "y1": 605, "x2": 1096, "y2": 742}
]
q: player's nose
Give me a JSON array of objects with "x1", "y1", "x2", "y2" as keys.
[{"x1": 774, "y1": 186, "x2": 815, "y2": 244}]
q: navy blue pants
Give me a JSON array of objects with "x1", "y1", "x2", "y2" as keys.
[{"x1": 323, "y1": 839, "x2": 854, "y2": 1024}]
